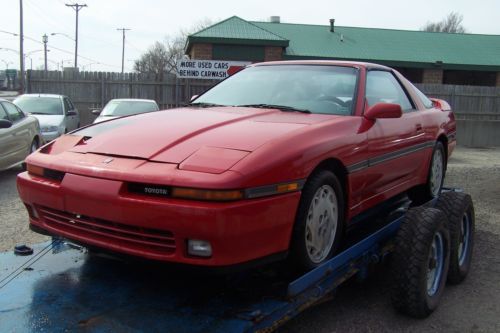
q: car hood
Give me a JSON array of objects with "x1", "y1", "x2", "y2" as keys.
[
  {"x1": 93, "y1": 115, "x2": 118, "y2": 124},
  {"x1": 70, "y1": 107, "x2": 335, "y2": 167},
  {"x1": 32, "y1": 114, "x2": 64, "y2": 127}
]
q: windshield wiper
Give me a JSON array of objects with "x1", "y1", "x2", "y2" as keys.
[
  {"x1": 236, "y1": 104, "x2": 311, "y2": 113},
  {"x1": 188, "y1": 102, "x2": 227, "y2": 108},
  {"x1": 29, "y1": 112, "x2": 49, "y2": 115}
]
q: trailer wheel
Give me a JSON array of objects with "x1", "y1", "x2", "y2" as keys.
[
  {"x1": 435, "y1": 191, "x2": 475, "y2": 284},
  {"x1": 391, "y1": 207, "x2": 450, "y2": 318}
]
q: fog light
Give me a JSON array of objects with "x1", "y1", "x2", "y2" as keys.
[
  {"x1": 187, "y1": 239, "x2": 212, "y2": 257},
  {"x1": 24, "y1": 203, "x2": 39, "y2": 219}
]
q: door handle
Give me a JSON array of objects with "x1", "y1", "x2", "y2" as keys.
[{"x1": 415, "y1": 124, "x2": 423, "y2": 133}]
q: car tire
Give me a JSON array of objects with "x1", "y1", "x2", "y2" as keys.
[
  {"x1": 434, "y1": 191, "x2": 475, "y2": 284},
  {"x1": 408, "y1": 141, "x2": 446, "y2": 204},
  {"x1": 391, "y1": 207, "x2": 450, "y2": 318},
  {"x1": 22, "y1": 138, "x2": 39, "y2": 171},
  {"x1": 290, "y1": 170, "x2": 344, "y2": 271},
  {"x1": 29, "y1": 138, "x2": 39, "y2": 154}
]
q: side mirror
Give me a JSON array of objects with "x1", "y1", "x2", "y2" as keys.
[
  {"x1": 91, "y1": 109, "x2": 101, "y2": 115},
  {"x1": 364, "y1": 103, "x2": 402, "y2": 120},
  {"x1": 66, "y1": 110, "x2": 77, "y2": 116},
  {"x1": 0, "y1": 119, "x2": 13, "y2": 129},
  {"x1": 190, "y1": 95, "x2": 198, "y2": 102}
]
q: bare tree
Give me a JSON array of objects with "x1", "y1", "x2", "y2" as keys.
[
  {"x1": 133, "y1": 42, "x2": 169, "y2": 78},
  {"x1": 134, "y1": 18, "x2": 213, "y2": 77},
  {"x1": 422, "y1": 12, "x2": 466, "y2": 33}
]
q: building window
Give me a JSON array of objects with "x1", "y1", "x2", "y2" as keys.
[
  {"x1": 393, "y1": 67, "x2": 424, "y2": 83},
  {"x1": 443, "y1": 70, "x2": 496, "y2": 86}
]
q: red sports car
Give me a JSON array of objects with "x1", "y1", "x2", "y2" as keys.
[{"x1": 17, "y1": 61, "x2": 456, "y2": 270}]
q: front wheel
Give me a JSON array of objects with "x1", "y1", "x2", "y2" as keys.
[
  {"x1": 29, "y1": 138, "x2": 39, "y2": 154},
  {"x1": 22, "y1": 138, "x2": 39, "y2": 170},
  {"x1": 290, "y1": 170, "x2": 344, "y2": 270}
]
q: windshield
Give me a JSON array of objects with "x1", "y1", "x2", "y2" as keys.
[
  {"x1": 193, "y1": 65, "x2": 358, "y2": 115},
  {"x1": 14, "y1": 96, "x2": 63, "y2": 115},
  {"x1": 101, "y1": 100, "x2": 159, "y2": 116}
]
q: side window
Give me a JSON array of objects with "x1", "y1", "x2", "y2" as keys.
[
  {"x1": 67, "y1": 98, "x2": 75, "y2": 110},
  {"x1": 63, "y1": 98, "x2": 72, "y2": 113},
  {"x1": 366, "y1": 71, "x2": 414, "y2": 112},
  {"x1": 0, "y1": 105, "x2": 9, "y2": 121},
  {"x1": 2, "y1": 102, "x2": 25, "y2": 122},
  {"x1": 410, "y1": 83, "x2": 434, "y2": 109}
]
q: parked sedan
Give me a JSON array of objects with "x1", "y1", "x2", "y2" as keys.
[
  {"x1": 14, "y1": 94, "x2": 80, "y2": 142},
  {"x1": 0, "y1": 99, "x2": 42, "y2": 171},
  {"x1": 17, "y1": 61, "x2": 456, "y2": 270},
  {"x1": 92, "y1": 99, "x2": 159, "y2": 123}
]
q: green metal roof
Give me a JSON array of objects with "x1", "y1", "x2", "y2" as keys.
[
  {"x1": 187, "y1": 16, "x2": 289, "y2": 51},
  {"x1": 254, "y1": 21, "x2": 500, "y2": 70},
  {"x1": 186, "y1": 16, "x2": 500, "y2": 71}
]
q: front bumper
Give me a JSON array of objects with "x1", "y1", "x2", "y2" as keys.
[
  {"x1": 17, "y1": 171, "x2": 301, "y2": 266},
  {"x1": 41, "y1": 131, "x2": 61, "y2": 142}
]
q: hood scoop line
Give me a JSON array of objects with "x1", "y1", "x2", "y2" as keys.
[
  {"x1": 147, "y1": 109, "x2": 276, "y2": 161},
  {"x1": 90, "y1": 152, "x2": 149, "y2": 161}
]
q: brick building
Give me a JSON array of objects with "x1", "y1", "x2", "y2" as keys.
[{"x1": 186, "y1": 16, "x2": 500, "y2": 86}]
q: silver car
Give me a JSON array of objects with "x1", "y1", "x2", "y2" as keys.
[
  {"x1": 0, "y1": 99, "x2": 43, "y2": 171},
  {"x1": 14, "y1": 94, "x2": 80, "y2": 142},
  {"x1": 92, "y1": 99, "x2": 159, "y2": 123}
]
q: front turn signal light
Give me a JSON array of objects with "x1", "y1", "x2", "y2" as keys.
[
  {"x1": 27, "y1": 164, "x2": 44, "y2": 177},
  {"x1": 171, "y1": 187, "x2": 244, "y2": 201}
]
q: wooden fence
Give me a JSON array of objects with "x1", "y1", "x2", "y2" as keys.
[
  {"x1": 26, "y1": 70, "x2": 217, "y2": 125},
  {"x1": 416, "y1": 84, "x2": 500, "y2": 120},
  {"x1": 416, "y1": 84, "x2": 500, "y2": 146},
  {"x1": 25, "y1": 70, "x2": 500, "y2": 146}
]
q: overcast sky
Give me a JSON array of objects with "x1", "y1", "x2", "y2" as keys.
[{"x1": 1, "y1": 0, "x2": 499, "y2": 72}]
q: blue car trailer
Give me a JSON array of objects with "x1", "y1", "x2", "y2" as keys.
[{"x1": 0, "y1": 189, "x2": 475, "y2": 332}]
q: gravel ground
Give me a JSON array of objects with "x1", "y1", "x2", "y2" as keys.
[
  {"x1": 0, "y1": 166, "x2": 50, "y2": 251},
  {"x1": 279, "y1": 146, "x2": 500, "y2": 332},
  {"x1": 1, "y1": 146, "x2": 499, "y2": 331}
]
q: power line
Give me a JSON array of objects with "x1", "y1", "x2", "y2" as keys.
[
  {"x1": 125, "y1": 39, "x2": 143, "y2": 53},
  {"x1": 25, "y1": 0, "x2": 73, "y2": 34},
  {"x1": 65, "y1": 3, "x2": 87, "y2": 68},
  {"x1": 117, "y1": 28, "x2": 131, "y2": 74},
  {"x1": 22, "y1": 33, "x2": 121, "y2": 69},
  {"x1": 1, "y1": 29, "x2": 123, "y2": 71}
]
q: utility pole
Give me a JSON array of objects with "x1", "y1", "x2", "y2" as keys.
[
  {"x1": 117, "y1": 28, "x2": 130, "y2": 74},
  {"x1": 42, "y1": 34, "x2": 48, "y2": 72},
  {"x1": 65, "y1": 3, "x2": 87, "y2": 68},
  {"x1": 19, "y1": 0, "x2": 24, "y2": 93}
]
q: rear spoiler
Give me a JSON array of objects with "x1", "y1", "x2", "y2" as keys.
[{"x1": 429, "y1": 98, "x2": 452, "y2": 111}]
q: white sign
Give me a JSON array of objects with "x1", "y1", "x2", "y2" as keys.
[{"x1": 177, "y1": 60, "x2": 250, "y2": 80}]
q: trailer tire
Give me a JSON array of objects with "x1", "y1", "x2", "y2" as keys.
[
  {"x1": 435, "y1": 191, "x2": 475, "y2": 284},
  {"x1": 391, "y1": 207, "x2": 450, "y2": 318}
]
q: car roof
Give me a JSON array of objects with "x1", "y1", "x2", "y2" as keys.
[
  {"x1": 108, "y1": 99, "x2": 157, "y2": 103},
  {"x1": 17, "y1": 94, "x2": 64, "y2": 99},
  {"x1": 252, "y1": 60, "x2": 392, "y2": 71}
]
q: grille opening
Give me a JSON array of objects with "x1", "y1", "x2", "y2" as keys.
[{"x1": 37, "y1": 206, "x2": 175, "y2": 254}]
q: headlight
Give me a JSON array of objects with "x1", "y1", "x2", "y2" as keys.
[{"x1": 41, "y1": 125, "x2": 59, "y2": 133}]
